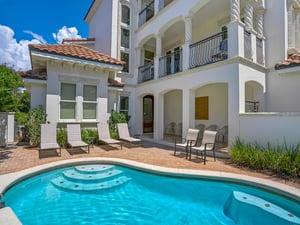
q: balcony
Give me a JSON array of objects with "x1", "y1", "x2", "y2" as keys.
[
  {"x1": 190, "y1": 31, "x2": 228, "y2": 69},
  {"x1": 138, "y1": 1, "x2": 154, "y2": 27},
  {"x1": 159, "y1": 49, "x2": 182, "y2": 77},
  {"x1": 138, "y1": 62, "x2": 154, "y2": 83}
]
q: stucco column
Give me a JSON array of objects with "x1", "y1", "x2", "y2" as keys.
[
  {"x1": 154, "y1": 0, "x2": 159, "y2": 15},
  {"x1": 182, "y1": 88, "x2": 195, "y2": 138},
  {"x1": 255, "y1": 9, "x2": 265, "y2": 38},
  {"x1": 287, "y1": 0, "x2": 295, "y2": 51},
  {"x1": 244, "y1": 0, "x2": 254, "y2": 31},
  {"x1": 154, "y1": 34, "x2": 162, "y2": 79},
  {"x1": 153, "y1": 92, "x2": 164, "y2": 140},
  {"x1": 230, "y1": 0, "x2": 240, "y2": 22},
  {"x1": 135, "y1": 46, "x2": 142, "y2": 66},
  {"x1": 182, "y1": 17, "x2": 192, "y2": 71}
]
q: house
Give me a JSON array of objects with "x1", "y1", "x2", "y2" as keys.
[
  {"x1": 22, "y1": 43, "x2": 125, "y2": 128},
  {"x1": 24, "y1": 0, "x2": 300, "y2": 147}
]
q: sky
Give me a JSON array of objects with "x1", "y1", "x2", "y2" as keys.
[{"x1": 0, "y1": 0, "x2": 93, "y2": 71}]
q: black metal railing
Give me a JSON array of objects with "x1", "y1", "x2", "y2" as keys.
[
  {"x1": 245, "y1": 100, "x2": 259, "y2": 112},
  {"x1": 138, "y1": 62, "x2": 154, "y2": 83},
  {"x1": 244, "y1": 30, "x2": 252, "y2": 60},
  {"x1": 159, "y1": 49, "x2": 182, "y2": 77},
  {"x1": 189, "y1": 31, "x2": 228, "y2": 69},
  {"x1": 138, "y1": 1, "x2": 154, "y2": 27},
  {"x1": 256, "y1": 37, "x2": 264, "y2": 65}
]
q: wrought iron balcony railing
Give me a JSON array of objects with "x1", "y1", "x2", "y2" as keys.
[{"x1": 189, "y1": 31, "x2": 228, "y2": 69}]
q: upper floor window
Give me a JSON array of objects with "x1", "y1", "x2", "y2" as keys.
[
  {"x1": 121, "y1": 28, "x2": 130, "y2": 48},
  {"x1": 121, "y1": 52, "x2": 129, "y2": 72},
  {"x1": 60, "y1": 83, "x2": 76, "y2": 119},
  {"x1": 121, "y1": 5, "x2": 130, "y2": 25}
]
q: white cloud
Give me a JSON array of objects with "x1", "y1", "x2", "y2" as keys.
[
  {"x1": 24, "y1": 30, "x2": 46, "y2": 44},
  {"x1": 52, "y1": 26, "x2": 81, "y2": 43},
  {"x1": 0, "y1": 25, "x2": 82, "y2": 71},
  {"x1": 0, "y1": 25, "x2": 42, "y2": 71}
]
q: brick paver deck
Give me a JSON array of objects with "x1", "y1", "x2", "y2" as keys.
[{"x1": 0, "y1": 141, "x2": 299, "y2": 189}]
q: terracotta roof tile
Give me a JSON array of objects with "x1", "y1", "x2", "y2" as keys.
[
  {"x1": 108, "y1": 78, "x2": 124, "y2": 88},
  {"x1": 18, "y1": 69, "x2": 47, "y2": 80},
  {"x1": 275, "y1": 53, "x2": 300, "y2": 70},
  {"x1": 29, "y1": 44, "x2": 125, "y2": 66}
]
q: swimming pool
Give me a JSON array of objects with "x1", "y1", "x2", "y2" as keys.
[{"x1": 3, "y1": 162, "x2": 300, "y2": 225}]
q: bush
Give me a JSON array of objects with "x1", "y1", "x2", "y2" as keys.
[
  {"x1": 229, "y1": 138, "x2": 300, "y2": 178},
  {"x1": 25, "y1": 106, "x2": 47, "y2": 146},
  {"x1": 108, "y1": 110, "x2": 131, "y2": 138}
]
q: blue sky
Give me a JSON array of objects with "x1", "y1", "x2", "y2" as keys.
[{"x1": 0, "y1": 0, "x2": 93, "y2": 70}]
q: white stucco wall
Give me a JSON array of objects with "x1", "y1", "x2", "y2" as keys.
[
  {"x1": 89, "y1": 0, "x2": 113, "y2": 56},
  {"x1": 164, "y1": 90, "x2": 182, "y2": 127},
  {"x1": 30, "y1": 83, "x2": 46, "y2": 109},
  {"x1": 195, "y1": 83, "x2": 228, "y2": 129},
  {"x1": 264, "y1": 0, "x2": 287, "y2": 68},
  {"x1": 239, "y1": 113, "x2": 300, "y2": 147},
  {"x1": 266, "y1": 69, "x2": 300, "y2": 112}
]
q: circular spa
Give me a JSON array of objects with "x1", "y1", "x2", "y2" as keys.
[{"x1": 2, "y1": 163, "x2": 300, "y2": 225}]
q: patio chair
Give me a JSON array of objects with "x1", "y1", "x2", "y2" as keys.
[
  {"x1": 217, "y1": 125, "x2": 228, "y2": 143},
  {"x1": 97, "y1": 123, "x2": 122, "y2": 149},
  {"x1": 67, "y1": 124, "x2": 89, "y2": 153},
  {"x1": 174, "y1": 128, "x2": 199, "y2": 159},
  {"x1": 39, "y1": 124, "x2": 61, "y2": 158},
  {"x1": 189, "y1": 130, "x2": 217, "y2": 164},
  {"x1": 117, "y1": 123, "x2": 141, "y2": 145}
]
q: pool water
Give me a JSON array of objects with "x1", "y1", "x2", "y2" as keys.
[{"x1": 4, "y1": 164, "x2": 300, "y2": 225}]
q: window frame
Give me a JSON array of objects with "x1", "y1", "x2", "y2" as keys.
[
  {"x1": 60, "y1": 83, "x2": 76, "y2": 120},
  {"x1": 83, "y1": 84, "x2": 97, "y2": 119}
]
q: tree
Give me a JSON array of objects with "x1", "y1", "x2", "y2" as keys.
[{"x1": 0, "y1": 64, "x2": 30, "y2": 123}]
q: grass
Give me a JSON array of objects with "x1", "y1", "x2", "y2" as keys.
[{"x1": 229, "y1": 138, "x2": 300, "y2": 178}]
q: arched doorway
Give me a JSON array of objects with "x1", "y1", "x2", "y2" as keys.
[{"x1": 143, "y1": 95, "x2": 154, "y2": 133}]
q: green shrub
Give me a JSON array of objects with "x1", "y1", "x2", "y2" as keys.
[
  {"x1": 25, "y1": 106, "x2": 47, "y2": 146},
  {"x1": 108, "y1": 110, "x2": 131, "y2": 138},
  {"x1": 229, "y1": 138, "x2": 300, "y2": 178},
  {"x1": 57, "y1": 128, "x2": 67, "y2": 148}
]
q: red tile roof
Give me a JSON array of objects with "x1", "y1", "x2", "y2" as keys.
[
  {"x1": 29, "y1": 44, "x2": 125, "y2": 66},
  {"x1": 275, "y1": 53, "x2": 300, "y2": 70}
]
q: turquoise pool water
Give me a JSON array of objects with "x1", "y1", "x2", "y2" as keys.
[{"x1": 4, "y1": 164, "x2": 300, "y2": 225}]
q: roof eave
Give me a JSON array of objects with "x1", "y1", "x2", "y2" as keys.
[{"x1": 30, "y1": 50, "x2": 123, "y2": 72}]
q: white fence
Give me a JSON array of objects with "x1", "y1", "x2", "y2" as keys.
[{"x1": 239, "y1": 113, "x2": 300, "y2": 147}]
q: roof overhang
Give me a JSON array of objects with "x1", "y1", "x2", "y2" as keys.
[
  {"x1": 30, "y1": 49, "x2": 123, "y2": 72},
  {"x1": 277, "y1": 66, "x2": 300, "y2": 76},
  {"x1": 84, "y1": 0, "x2": 103, "y2": 23}
]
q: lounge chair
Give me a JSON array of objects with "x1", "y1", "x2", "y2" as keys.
[
  {"x1": 39, "y1": 124, "x2": 61, "y2": 158},
  {"x1": 97, "y1": 123, "x2": 122, "y2": 149},
  {"x1": 67, "y1": 124, "x2": 89, "y2": 153},
  {"x1": 174, "y1": 128, "x2": 199, "y2": 159},
  {"x1": 117, "y1": 123, "x2": 141, "y2": 145},
  {"x1": 190, "y1": 130, "x2": 217, "y2": 164}
]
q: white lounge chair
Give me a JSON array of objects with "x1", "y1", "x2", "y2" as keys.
[
  {"x1": 190, "y1": 130, "x2": 217, "y2": 164},
  {"x1": 97, "y1": 123, "x2": 122, "y2": 149},
  {"x1": 39, "y1": 124, "x2": 61, "y2": 158},
  {"x1": 174, "y1": 128, "x2": 199, "y2": 159},
  {"x1": 67, "y1": 124, "x2": 89, "y2": 153},
  {"x1": 117, "y1": 123, "x2": 141, "y2": 145}
]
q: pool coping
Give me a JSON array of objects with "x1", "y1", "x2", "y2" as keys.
[{"x1": 0, "y1": 157, "x2": 299, "y2": 224}]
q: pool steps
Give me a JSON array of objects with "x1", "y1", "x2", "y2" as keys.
[
  {"x1": 224, "y1": 191, "x2": 300, "y2": 225},
  {"x1": 51, "y1": 165, "x2": 131, "y2": 192}
]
